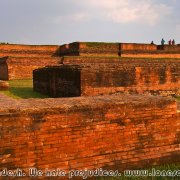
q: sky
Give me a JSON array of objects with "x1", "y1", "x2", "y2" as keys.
[{"x1": 0, "y1": 0, "x2": 179, "y2": 45}]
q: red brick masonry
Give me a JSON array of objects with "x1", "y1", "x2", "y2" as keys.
[
  {"x1": 33, "y1": 60, "x2": 180, "y2": 97},
  {"x1": 0, "y1": 57, "x2": 61, "y2": 80},
  {"x1": 0, "y1": 93, "x2": 179, "y2": 175}
]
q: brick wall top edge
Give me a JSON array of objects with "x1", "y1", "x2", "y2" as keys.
[
  {"x1": 0, "y1": 94, "x2": 176, "y2": 114},
  {"x1": 64, "y1": 42, "x2": 156, "y2": 45},
  {"x1": 63, "y1": 56, "x2": 180, "y2": 61},
  {"x1": 0, "y1": 44, "x2": 59, "y2": 47},
  {"x1": 34, "y1": 61, "x2": 180, "y2": 72},
  {"x1": 0, "y1": 44, "x2": 60, "y2": 52},
  {"x1": 6, "y1": 57, "x2": 61, "y2": 62}
]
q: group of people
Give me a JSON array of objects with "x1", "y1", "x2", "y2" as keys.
[
  {"x1": 161, "y1": 38, "x2": 175, "y2": 45},
  {"x1": 151, "y1": 39, "x2": 176, "y2": 46}
]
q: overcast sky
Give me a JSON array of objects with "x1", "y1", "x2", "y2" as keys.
[{"x1": 0, "y1": 0, "x2": 179, "y2": 45}]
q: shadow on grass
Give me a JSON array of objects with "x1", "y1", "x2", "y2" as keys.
[{"x1": 9, "y1": 87, "x2": 48, "y2": 99}]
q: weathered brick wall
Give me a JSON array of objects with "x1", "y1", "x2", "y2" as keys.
[
  {"x1": 34, "y1": 60, "x2": 180, "y2": 97},
  {"x1": 157, "y1": 45, "x2": 180, "y2": 51},
  {"x1": 61, "y1": 56, "x2": 120, "y2": 64},
  {"x1": 122, "y1": 53, "x2": 180, "y2": 58},
  {"x1": 82, "y1": 61, "x2": 180, "y2": 97},
  {"x1": 79, "y1": 42, "x2": 119, "y2": 56},
  {"x1": 120, "y1": 43, "x2": 157, "y2": 51},
  {"x1": 33, "y1": 65, "x2": 81, "y2": 97},
  {"x1": 56, "y1": 42, "x2": 180, "y2": 58},
  {"x1": 56, "y1": 42, "x2": 120, "y2": 57},
  {"x1": 0, "y1": 44, "x2": 59, "y2": 57},
  {"x1": 0, "y1": 57, "x2": 61, "y2": 80},
  {"x1": 0, "y1": 94, "x2": 179, "y2": 176}
]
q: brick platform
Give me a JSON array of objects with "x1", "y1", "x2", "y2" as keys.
[
  {"x1": 0, "y1": 44, "x2": 59, "y2": 57},
  {"x1": 0, "y1": 44, "x2": 61, "y2": 80},
  {"x1": 55, "y1": 42, "x2": 180, "y2": 58},
  {"x1": 0, "y1": 56, "x2": 61, "y2": 80},
  {"x1": 33, "y1": 60, "x2": 180, "y2": 97},
  {"x1": 0, "y1": 93, "x2": 179, "y2": 176}
]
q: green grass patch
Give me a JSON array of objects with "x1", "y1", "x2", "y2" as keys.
[
  {"x1": 85, "y1": 42, "x2": 119, "y2": 47},
  {"x1": 176, "y1": 96, "x2": 180, "y2": 101},
  {"x1": 0, "y1": 79, "x2": 48, "y2": 99}
]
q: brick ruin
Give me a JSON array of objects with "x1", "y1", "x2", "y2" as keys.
[
  {"x1": 0, "y1": 56, "x2": 61, "y2": 80},
  {"x1": 34, "y1": 60, "x2": 180, "y2": 97},
  {"x1": 0, "y1": 44, "x2": 61, "y2": 80},
  {"x1": 0, "y1": 93, "x2": 179, "y2": 175},
  {"x1": 0, "y1": 42, "x2": 180, "y2": 80},
  {"x1": 56, "y1": 42, "x2": 180, "y2": 58},
  {"x1": 0, "y1": 44, "x2": 59, "y2": 57},
  {"x1": 0, "y1": 41, "x2": 180, "y2": 177}
]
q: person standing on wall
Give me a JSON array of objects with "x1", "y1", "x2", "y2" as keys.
[
  {"x1": 168, "y1": 39, "x2": 172, "y2": 45},
  {"x1": 161, "y1": 38, "x2": 165, "y2": 45},
  {"x1": 151, "y1": 41, "x2": 154, "y2": 45},
  {"x1": 172, "y1": 39, "x2": 175, "y2": 45}
]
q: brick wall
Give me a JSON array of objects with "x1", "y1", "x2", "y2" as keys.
[
  {"x1": 56, "y1": 42, "x2": 120, "y2": 57},
  {"x1": 56, "y1": 42, "x2": 180, "y2": 57},
  {"x1": 33, "y1": 65, "x2": 81, "y2": 97},
  {"x1": 0, "y1": 94, "x2": 179, "y2": 177},
  {"x1": 33, "y1": 60, "x2": 180, "y2": 97},
  {"x1": 122, "y1": 53, "x2": 180, "y2": 58},
  {"x1": 120, "y1": 43, "x2": 157, "y2": 51},
  {"x1": 157, "y1": 45, "x2": 180, "y2": 51},
  {"x1": 0, "y1": 57, "x2": 61, "y2": 80},
  {"x1": 0, "y1": 44, "x2": 59, "y2": 57}
]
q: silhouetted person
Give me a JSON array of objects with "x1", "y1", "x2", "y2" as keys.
[
  {"x1": 161, "y1": 38, "x2": 165, "y2": 45},
  {"x1": 168, "y1": 39, "x2": 172, "y2": 45},
  {"x1": 172, "y1": 39, "x2": 175, "y2": 45},
  {"x1": 151, "y1": 41, "x2": 154, "y2": 45}
]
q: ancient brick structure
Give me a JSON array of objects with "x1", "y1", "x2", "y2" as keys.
[
  {"x1": 56, "y1": 42, "x2": 180, "y2": 58},
  {"x1": 0, "y1": 56, "x2": 61, "y2": 80},
  {"x1": 61, "y1": 56, "x2": 121, "y2": 64},
  {"x1": 0, "y1": 93, "x2": 179, "y2": 177},
  {"x1": 0, "y1": 44, "x2": 59, "y2": 57},
  {"x1": 157, "y1": 45, "x2": 180, "y2": 51},
  {"x1": 33, "y1": 59, "x2": 180, "y2": 97},
  {"x1": 120, "y1": 44, "x2": 180, "y2": 58},
  {"x1": 56, "y1": 42, "x2": 120, "y2": 56},
  {"x1": 1, "y1": 41, "x2": 180, "y2": 177},
  {"x1": 56, "y1": 42, "x2": 158, "y2": 56},
  {"x1": 0, "y1": 44, "x2": 61, "y2": 80},
  {"x1": 0, "y1": 42, "x2": 180, "y2": 80}
]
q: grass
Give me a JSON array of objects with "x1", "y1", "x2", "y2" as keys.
[
  {"x1": 176, "y1": 96, "x2": 180, "y2": 101},
  {"x1": 85, "y1": 42, "x2": 119, "y2": 47},
  {"x1": 0, "y1": 79, "x2": 48, "y2": 99},
  {"x1": 96, "y1": 164, "x2": 180, "y2": 180}
]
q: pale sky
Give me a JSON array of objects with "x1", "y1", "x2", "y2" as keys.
[{"x1": 0, "y1": 0, "x2": 179, "y2": 45}]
